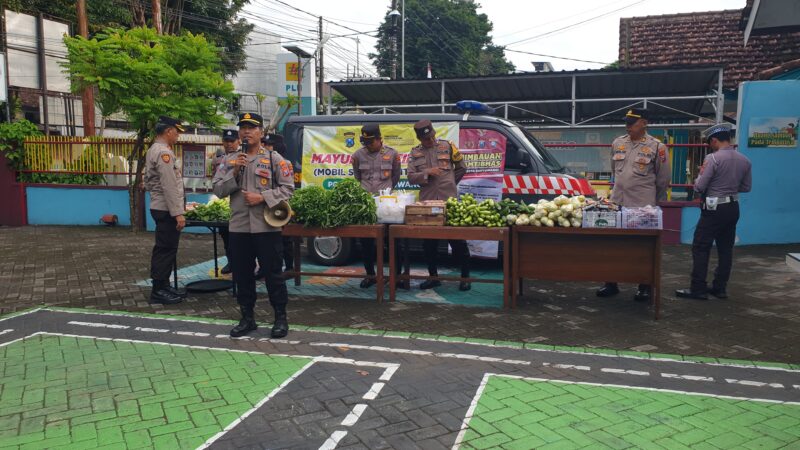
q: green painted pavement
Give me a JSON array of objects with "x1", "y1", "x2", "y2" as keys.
[
  {"x1": 0, "y1": 335, "x2": 310, "y2": 449},
  {"x1": 459, "y1": 376, "x2": 800, "y2": 449}
]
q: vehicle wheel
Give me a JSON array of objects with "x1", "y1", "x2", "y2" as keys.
[{"x1": 307, "y1": 236, "x2": 353, "y2": 266}]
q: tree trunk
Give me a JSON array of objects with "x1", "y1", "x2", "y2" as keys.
[
  {"x1": 130, "y1": 0, "x2": 147, "y2": 27},
  {"x1": 128, "y1": 129, "x2": 148, "y2": 232}
]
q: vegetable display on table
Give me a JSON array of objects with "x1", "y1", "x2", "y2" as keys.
[
  {"x1": 185, "y1": 197, "x2": 231, "y2": 222},
  {"x1": 289, "y1": 179, "x2": 377, "y2": 227},
  {"x1": 506, "y1": 195, "x2": 587, "y2": 227},
  {"x1": 445, "y1": 194, "x2": 505, "y2": 227}
]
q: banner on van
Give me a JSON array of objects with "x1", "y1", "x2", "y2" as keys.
[{"x1": 301, "y1": 123, "x2": 459, "y2": 190}]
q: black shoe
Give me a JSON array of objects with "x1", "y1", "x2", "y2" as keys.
[
  {"x1": 360, "y1": 277, "x2": 377, "y2": 288},
  {"x1": 459, "y1": 281, "x2": 472, "y2": 291},
  {"x1": 633, "y1": 288, "x2": 650, "y2": 302},
  {"x1": 420, "y1": 279, "x2": 441, "y2": 290},
  {"x1": 675, "y1": 289, "x2": 708, "y2": 300},
  {"x1": 254, "y1": 266, "x2": 267, "y2": 279},
  {"x1": 230, "y1": 317, "x2": 257, "y2": 337},
  {"x1": 271, "y1": 316, "x2": 289, "y2": 338},
  {"x1": 220, "y1": 264, "x2": 231, "y2": 275},
  {"x1": 596, "y1": 283, "x2": 620, "y2": 297},
  {"x1": 166, "y1": 285, "x2": 187, "y2": 298},
  {"x1": 150, "y1": 289, "x2": 183, "y2": 305},
  {"x1": 709, "y1": 287, "x2": 728, "y2": 299}
]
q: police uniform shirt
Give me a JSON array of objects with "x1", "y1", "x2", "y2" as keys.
[
  {"x1": 352, "y1": 144, "x2": 402, "y2": 194},
  {"x1": 407, "y1": 139, "x2": 467, "y2": 201},
  {"x1": 694, "y1": 145, "x2": 752, "y2": 198},
  {"x1": 610, "y1": 133, "x2": 671, "y2": 207},
  {"x1": 212, "y1": 147, "x2": 294, "y2": 233},
  {"x1": 144, "y1": 141, "x2": 185, "y2": 217}
]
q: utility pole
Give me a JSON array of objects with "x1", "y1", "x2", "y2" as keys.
[
  {"x1": 401, "y1": 0, "x2": 405, "y2": 79},
  {"x1": 37, "y1": 14, "x2": 49, "y2": 135},
  {"x1": 76, "y1": 0, "x2": 96, "y2": 136},
  {"x1": 318, "y1": 16, "x2": 324, "y2": 115},
  {"x1": 152, "y1": 0, "x2": 163, "y2": 34}
]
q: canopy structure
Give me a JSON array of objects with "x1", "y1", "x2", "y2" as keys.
[{"x1": 329, "y1": 67, "x2": 726, "y2": 129}]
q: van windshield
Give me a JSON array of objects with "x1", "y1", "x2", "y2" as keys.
[{"x1": 509, "y1": 126, "x2": 565, "y2": 173}]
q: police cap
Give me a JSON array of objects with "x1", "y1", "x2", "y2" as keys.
[
  {"x1": 623, "y1": 108, "x2": 649, "y2": 125},
  {"x1": 263, "y1": 133, "x2": 284, "y2": 145},
  {"x1": 413, "y1": 119, "x2": 435, "y2": 139},
  {"x1": 237, "y1": 112, "x2": 263, "y2": 127},
  {"x1": 701, "y1": 123, "x2": 733, "y2": 143},
  {"x1": 361, "y1": 124, "x2": 382, "y2": 140},
  {"x1": 157, "y1": 116, "x2": 185, "y2": 132},
  {"x1": 222, "y1": 129, "x2": 238, "y2": 141}
]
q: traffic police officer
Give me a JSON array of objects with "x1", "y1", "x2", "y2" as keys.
[
  {"x1": 352, "y1": 124, "x2": 402, "y2": 288},
  {"x1": 676, "y1": 123, "x2": 751, "y2": 300},
  {"x1": 144, "y1": 116, "x2": 186, "y2": 305},
  {"x1": 407, "y1": 119, "x2": 471, "y2": 291},
  {"x1": 212, "y1": 113, "x2": 294, "y2": 338},
  {"x1": 262, "y1": 132, "x2": 293, "y2": 274},
  {"x1": 216, "y1": 129, "x2": 240, "y2": 275},
  {"x1": 597, "y1": 108, "x2": 671, "y2": 302}
]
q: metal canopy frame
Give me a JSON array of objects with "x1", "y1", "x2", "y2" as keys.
[{"x1": 329, "y1": 67, "x2": 726, "y2": 129}]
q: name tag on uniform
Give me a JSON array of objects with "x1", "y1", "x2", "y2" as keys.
[{"x1": 255, "y1": 168, "x2": 271, "y2": 178}]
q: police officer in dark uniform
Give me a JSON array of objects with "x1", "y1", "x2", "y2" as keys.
[
  {"x1": 406, "y1": 119, "x2": 471, "y2": 291},
  {"x1": 352, "y1": 124, "x2": 402, "y2": 288},
  {"x1": 262, "y1": 132, "x2": 294, "y2": 274},
  {"x1": 676, "y1": 123, "x2": 752, "y2": 299},
  {"x1": 144, "y1": 116, "x2": 186, "y2": 304},
  {"x1": 216, "y1": 129, "x2": 240, "y2": 275},
  {"x1": 213, "y1": 113, "x2": 294, "y2": 338}
]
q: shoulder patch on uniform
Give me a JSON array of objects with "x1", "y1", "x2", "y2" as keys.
[
  {"x1": 279, "y1": 160, "x2": 291, "y2": 177},
  {"x1": 451, "y1": 143, "x2": 463, "y2": 162},
  {"x1": 658, "y1": 147, "x2": 667, "y2": 163},
  {"x1": 411, "y1": 149, "x2": 424, "y2": 158},
  {"x1": 161, "y1": 154, "x2": 171, "y2": 163}
]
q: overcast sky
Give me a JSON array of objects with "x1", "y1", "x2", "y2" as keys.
[{"x1": 244, "y1": 0, "x2": 747, "y2": 79}]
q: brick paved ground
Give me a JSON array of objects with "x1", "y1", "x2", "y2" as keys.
[{"x1": 1, "y1": 225, "x2": 798, "y2": 364}]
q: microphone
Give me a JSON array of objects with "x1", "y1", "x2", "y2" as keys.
[{"x1": 239, "y1": 138, "x2": 248, "y2": 175}]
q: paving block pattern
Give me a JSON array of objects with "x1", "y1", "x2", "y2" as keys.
[
  {"x1": 0, "y1": 335, "x2": 310, "y2": 449},
  {"x1": 459, "y1": 376, "x2": 800, "y2": 449}
]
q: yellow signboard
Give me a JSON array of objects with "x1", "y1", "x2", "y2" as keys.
[{"x1": 286, "y1": 62, "x2": 299, "y2": 82}]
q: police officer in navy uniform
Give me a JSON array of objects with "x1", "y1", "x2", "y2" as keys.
[
  {"x1": 216, "y1": 129, "x2": 240, "y2": 275},
  {"x1": 213, "y1": 113, "x2": 294, "y2": 338},
  {"x1": 263, "y1": 132, "x2": 294, "y2": 274},
  {"x1": 597, "y1": 108, "x2": 671, "y2": 302},
  {"x1": 676, "y1": 123, "x2": 752, "y2": 300},
  {"x1": 406, "y1": 119, "x2": 471, "y2": 291},
  {"x1": 352, "y1": 124, "x2": 402, "y2": 288},
  {"x1": 144, "y1": 116, "x2": 186, "y2": 305}
]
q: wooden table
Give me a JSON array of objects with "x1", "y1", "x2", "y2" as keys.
[
  {"x1": 282, "y1": 224, "x2": 387, "y2": 302},
  {"x1": 511, "y1": 227, "x2": 662, "y2": 319},
  {"x1": 388, "y1": 225, "x2": 511, "y2": 307}
]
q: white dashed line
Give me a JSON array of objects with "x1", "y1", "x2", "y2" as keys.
[
  {"x1": 661, "y1": 373, "x2": 714, "y2": 382},
  {"x1": 543, "y1": 363, "x2": 591, "y2": 371},
  {"x1": 311, "y1": 342, "x2": 531, "y2": 366},
  {"x1": 134, "y1": 327, "x2": 170, "y2": 333},
  {"x1": 175, "y1": 331, "x2": 211, "y2": 337},
  {"x1": 68, "y1": 321, "x2": 129, "y2": 329},
  {"x1": 363, "y1": 382, "x2": 385, "y2": 400},
  {"x1": 341, "y1": 404, "x2": 368, "y2": 426},
  {"x1": 318, "y1": 430, "x2": 348, "y2": 450},
  {"x1": 0, "y1": 329, "x2": 14, "y2": 336},
  {"x1": 379, "y1": 365, "x2": 398, "y2": 381},
  {"x1": 601, "y1": 368, "x2": 650, "y2": 376},
  {"x1": 725, "y1": 379, "x2": 785, "y2": 389}
]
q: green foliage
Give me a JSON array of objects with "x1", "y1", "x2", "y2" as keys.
[
  {"x1": 185, "y1": 198, "x2": 231, "y2": 222},
  {"x1": 0, "y1": 120, "x2": 41, "y2": 172},
  {"x1": 369, "y1": 0, "x2": 515, "y2": 78},
  {"x1": 289, "y1": 185, "x2": 330, "y2": 227},
  {"x1": 325, "y1": 179, "x2": 377, "y2": 227}
]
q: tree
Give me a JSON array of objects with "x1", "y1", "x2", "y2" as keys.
[
  {"x1": 6, "y1": 0, "x2": 253, "y2": 76},
  {"x1": 63, "y1": 27, "x2": 234, "y2": 230},
  {"x1": 369, "y1": 0, "x2": 514, "y2": 79}
]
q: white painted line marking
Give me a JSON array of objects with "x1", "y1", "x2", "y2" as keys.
[
  {"x1": 259, "y1": 338, "x2": 302, "y2": 345},
  {"x1": 793, "y1": 385, "x2": 800, "y2": 390},
  {"x1": 363, "y1": 382, "x2": 385, "y2": 400},
  {"x1": 199, "y1": 359, "x2": 316, "y2": 449},
  {"x1": 0, "y1": 308, "x2": 42, "y2": 322},
  {"x1": 135, "y1": 327, "x2": 170, "y2": 333},
  {"x1": 175, "y1": 331, "x2": 210, "y2": 337},
  {"x1": 0, "y1": 329, "x2": 14, "y2": 337},
  {"x1": 341, "y1": 404, "x2": 368, "y2": 426},
  {"x1": 543, "y1": 362, "x2": 591, "y2": 371},
  {"x1": 452, "y1": 373, "x2": 491, "y2": 450},
  {"x1": 379, "y1": 365, "x2": 398, "y2": 381},
  {"x1": 311, "y1": 342, "x2": 530, "y2": 366},
  {"x1": 318, "y1": 430, "x2": 348, "y2": 450},
  {"x1": 725, "y1": 379, "x2": 784, "y2": 389},
  {"x1": 68, "y1": 321, "x2": 129, "y2": 330},
  {"x1": 492, "y1": 373, "x2": 800, "y2": 405},
  {"x1": 601, "y1": 368, "x2": 650, "y2": 376},
  {"x1": 314, "y1": 356, "x2": 399, "y2": 369},
  {"x1": 661, "y1": 373, "x2": 714, "y2": 382}
]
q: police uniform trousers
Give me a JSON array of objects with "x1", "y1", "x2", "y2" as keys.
[
  {"x1": 281, "y1": 236, "x2": 293, "y2": 272},
  {"x1": 360, "y1": 237, "x2": 402, "y2": 276},
  {"x1": 423, "y1": 239, "x2": 470, "y2": 277},
  {"x1": 150, "y1": 209, "x2": 180, "y2": 285},
  {"x1": 690, "y1": 201, "x2": 740, "y2": 292},
  {"x1": 229, "y1": 231, "x2": 289, "y2": 312},
  {"x1": 220, "y1": 225, "x2": 230, "y2": 258}
]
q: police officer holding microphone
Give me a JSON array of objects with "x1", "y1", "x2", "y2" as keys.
[{"x1": 213, "y1": 113, "x2": 294, "y2": 338}]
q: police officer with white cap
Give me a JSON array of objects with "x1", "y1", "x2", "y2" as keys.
[
  {"x1": 676, "y1": 123, "x2": 752, "y2": 300},
  {"x1": 144, "y1": 116, "x2": 186, "y2": 305}
]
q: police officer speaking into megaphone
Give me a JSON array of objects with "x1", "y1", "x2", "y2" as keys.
[{"x1": 212, "y1": 112, "x2": 295, "y2": 338}]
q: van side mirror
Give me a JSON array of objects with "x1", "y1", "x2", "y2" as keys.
[{"x1": 519, "y1": 153, "x2": 534, "y2": 173}]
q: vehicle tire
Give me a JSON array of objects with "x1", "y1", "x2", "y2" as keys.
[{"x1": 307, "y1": 236, "x2": 353, "y2": 266}]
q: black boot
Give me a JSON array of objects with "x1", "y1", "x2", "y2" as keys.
[
  {"x1": 166, "y1": 285, "x2": 187, "y2": 298},
  {"x1": 271, "y1": 304, "x2": 289, "y2": 338},
  {"x1": 596, "y1": 282, "x2": 620, "y2": 297},
  {"x1": 230, "y1": 307, "x2": 257, "y2": 337},
  {"x1": 150, "y1": 280, "x2": 183, "y2": 305}
]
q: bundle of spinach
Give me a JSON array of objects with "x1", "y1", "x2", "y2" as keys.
[
  {"x1": 289, "y1": 185, "x2": 330, "y2": 227},
  {"x1": 185, "y1": 198, "x2": 231, "y2": 222},
  {"x1": 324, "y1": 178, "x2": 377, "y2": 227}
]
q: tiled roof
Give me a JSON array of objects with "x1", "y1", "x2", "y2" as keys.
[{"x1": 619, "y1": 9, "x2": 800, "y2": 89}]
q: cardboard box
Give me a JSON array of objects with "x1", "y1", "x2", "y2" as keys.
[{"x1": 405, "y1": 204, "x2": 446, "y2": 226}]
